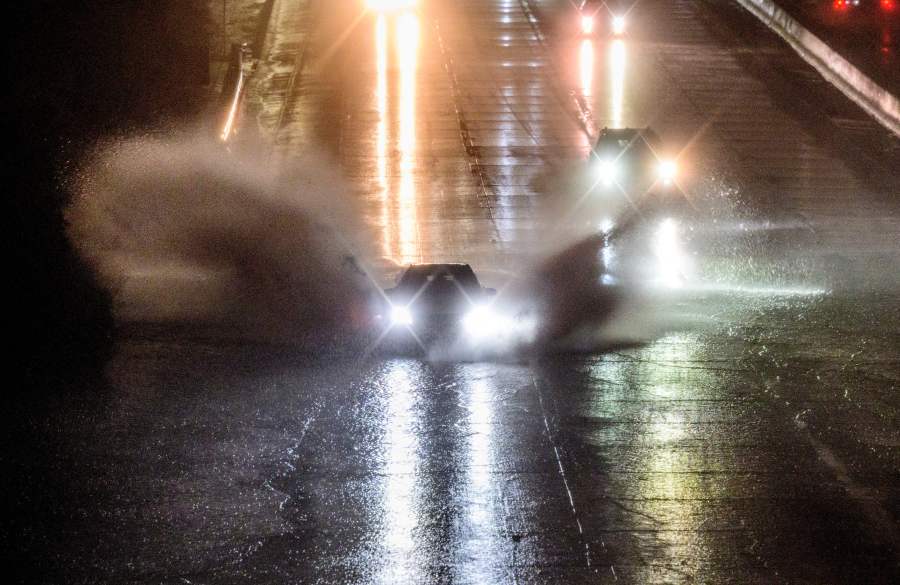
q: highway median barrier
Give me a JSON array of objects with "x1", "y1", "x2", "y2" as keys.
[
  {"x1": 217, "y1": 43, "x2": 254, "y2": 142},
  {"x1": 735, "y1": 0, "x2": 900, "y2": 137},
  {"x1": 214, "y1": 0, "x2": 278, "y2": 142}
]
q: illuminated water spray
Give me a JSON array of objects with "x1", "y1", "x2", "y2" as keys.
[{"x1": 653, "y1": 218, "x2": 691, "y2": 288}]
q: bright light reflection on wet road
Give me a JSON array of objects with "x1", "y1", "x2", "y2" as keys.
[
  {"x1": 380, "y1": 361, "x2": 420, "y2": 582},
  {"x1": 609, "y1": 39, "x2": 626, "y2": 128},
  {"x1": 464, "y1": 375, "x2": 496, "y2": 580},
  {"x1": 373, "y1": 9, "x2": 421, "y2": 265},
  {"x1": 397, "y1": 12, "x2": 420, "y2": 265},
  {"x1": 579, "y1": 39, "x2": 593, "y2": 98}
]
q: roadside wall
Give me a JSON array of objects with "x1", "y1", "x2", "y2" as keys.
[{"x1": 735, "y1": 0, "x2": 900, "y2": 137}]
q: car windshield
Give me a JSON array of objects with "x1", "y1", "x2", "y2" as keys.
[
  {"x1": 399, "y1": 265, "x2": 480, "y2": 291},
  {"x1": 591, "y1": 129, "x2": 663, "y2": 185},
  {"x1": 593, "y1": 130, "x2": 659, "y2": 164},
  {"x1": 395, "y1": 265, "x2": 482, "y2": 309}
]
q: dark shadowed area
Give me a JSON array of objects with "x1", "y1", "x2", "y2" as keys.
[
  {"x1": 10, "y1": 1, "x2": 210, "y2": 381},
  {"x1": 8, "y1": 2, "x2": 210, "y2": 581}
]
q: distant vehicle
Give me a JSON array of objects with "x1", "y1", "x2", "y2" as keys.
[
  {"x1": 376, "y1": 263, "x2": 508, "y2": 350},
  {"x1": 589, "y1": 127, "x2": 680, "y2": 201},
  {"x1": 581, "y1": 128, "x2": 695, "y2": 290},
  {"x1": 578, "y1": 1, "x2": 626, "y2": 37}
]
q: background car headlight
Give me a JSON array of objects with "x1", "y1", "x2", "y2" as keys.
[
  {"x1": 611, "y1": 15, "x2": 626, "y2": 35},
  {"x1": 390, "y1": 305, "x2": 413, "y2": 326},
  {"x1": 581, "y1": 15, "x2": 594, "y2": 34},
  {"x1": 657, "y1": 160, "x2": 677, "y2": 184}
]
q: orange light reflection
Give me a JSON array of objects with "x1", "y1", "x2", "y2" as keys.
[
  {"x1": 374, "y1": 10, "x2": 421, "y2": 265},
  {"x1": 375, "y1": 15, "x2": 391, "y2": 258},
  {"x1": 579, "y1": 38, "x2": 593, "y2": 97},
  {"x1": 367, "y1": 0, "x2": 416, "y2": 11},
  {"x1": 610, "y1": 39, "x2": 626, "y2": 128},
  {"x1": 396, "y1": 12, "x2": 420, "y2": 264}
]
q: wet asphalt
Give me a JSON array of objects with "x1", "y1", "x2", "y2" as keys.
[{"x1": 16, "y1": 0, "x2": 900, "y2": 583}]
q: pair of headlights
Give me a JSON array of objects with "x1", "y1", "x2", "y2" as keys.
[
  {"x1": 389, "y1": 304, "x2": 506, "y2": 339},
  {"x1": 581, "y1": 15, "x2": 626, "y2": 36},
  {"x1": 596, "y1": 159, "x2": 678, "y2": 186}
]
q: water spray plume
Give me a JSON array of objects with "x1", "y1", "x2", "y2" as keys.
[{"x1": 67, "y1": 134, "x2": 376, "y2": 345}]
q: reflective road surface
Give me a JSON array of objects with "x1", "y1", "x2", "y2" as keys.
[{"x1": 18, "y1": 0, "x2": 900, "y2": 583}]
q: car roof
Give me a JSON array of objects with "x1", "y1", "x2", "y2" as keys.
[
  {"x1": 398, "y1": 263, "x2": 480, "y2": 285},
  {"x1": 403, "y1": 263, "x2": 474, "y2": 272},
  {"x1": 594, "y1": 126, "x2": 661, "y2": 146},
  {"x1": 592, "y1": 128, "x2": 664, "y2": 163},
  {"x1": 597, "y1": 127, "x2": 642, "y2": 138}
]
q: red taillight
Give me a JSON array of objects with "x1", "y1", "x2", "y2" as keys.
[{"x1": 881, "y1": 0, "x2": 896, "y2": 12}]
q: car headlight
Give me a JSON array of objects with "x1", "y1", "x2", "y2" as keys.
[
  {"x1": 657, "y1": 160, "x2": 677, "y2": 184},
  {"x1": 390, "y1": 305, "x2": 413, "y2": 326},
  {"x1": 581, "y1": 15, "x2": 594, "y2": 34},
  {"x1": 463, "y1": 305, "x2": 502, "y2": 339},
  {"x1": 597, "y1": 159, "x2": 619, "y2": 186},
  {"x1": 611, "y1": 15, "x2": 626, "y2": 35}
]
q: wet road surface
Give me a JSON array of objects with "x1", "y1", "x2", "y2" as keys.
[{"x1": 20, "y1": 0, "x2": 900, "y2": 583}]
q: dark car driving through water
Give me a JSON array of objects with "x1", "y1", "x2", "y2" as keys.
[{"x1": 375, "y1": 263, "x2": 520, "y2": 353}]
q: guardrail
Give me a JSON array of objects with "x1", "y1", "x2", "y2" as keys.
[
  {"x1": 253, "y1": 0, "x2": 278, "y2": 59},
  {"x1": 736, "y1": 0, "x2": 900, "y2": 137},
  {"x1": 215, "y1": 0, "x2": 278, "y2": 143},
  {"x1": 218, "y1": 43, "x2": 254, "y2": 142}
]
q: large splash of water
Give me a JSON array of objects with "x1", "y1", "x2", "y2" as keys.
[
  {"x1": 66, "y1": 132, "x2": 851, "y2": 358},
  {"x1": 67, "y1": 134, "x2": 377, "y2": 345}
]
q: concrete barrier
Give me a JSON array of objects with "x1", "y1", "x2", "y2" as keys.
[
  {"x1": 253, "y1": 0, "x2": 278, "y2": 59},
  {"x1": 215, "y1": 0, "x2": 280, "y2": 142},
  {"x1": 218, "y1": 43, "x2": 253, "y2": 142},
  {"x1": 735, "y1": 0, "x2": 900, "y2": 137}
]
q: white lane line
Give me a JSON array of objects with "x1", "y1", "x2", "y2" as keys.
[
  {"x1": 431, "y1": 17, "x2": 504, "y2": 246},
  {"x1": 532, "y1": 374, "x2": 618, "y2": 580},
  {"x1": 794, "y1": 420, "x2": 900, "y2": 552}
]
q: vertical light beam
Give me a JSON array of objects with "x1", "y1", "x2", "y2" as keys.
[
  {"x1": 396, "y1": 12, "x2": 420, "y2": 264},
  {"x1": 610, "y1": 39, "x2": 626, "y2": 128},
  {"x1": 579, "y1": 38, "x2": 594, "y2": 98},
  {"x1": 375, "y1": 15, "x2": 391, "y2": 258}
]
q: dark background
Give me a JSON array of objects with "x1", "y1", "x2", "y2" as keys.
[
  {"x1": 7, "y1": 3, "x2": 209, "y2": 581},
  {"x1": 9, "y1": 1, "x2": 210, "y2": 385}
]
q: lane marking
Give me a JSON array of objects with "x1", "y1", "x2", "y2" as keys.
[
  {"x1": 794, "y1": 420, "x2": 900, "y2": 554},
  {"x1": 431, "y1": 17, "x2": 504, "y2": 246},
  {"x1": 531, "y1": 373, "x2": 618, "y2": 580}
]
